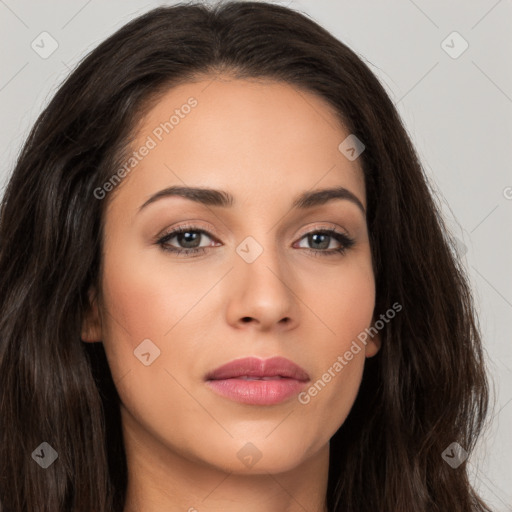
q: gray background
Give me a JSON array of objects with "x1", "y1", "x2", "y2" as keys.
[{"x1": 0, "y1": 0, "x2": 511, "y2": 509}]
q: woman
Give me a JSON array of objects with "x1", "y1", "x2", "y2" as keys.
[{"x1": 0, "y1": 2, "x2": 492, "y2": 511}]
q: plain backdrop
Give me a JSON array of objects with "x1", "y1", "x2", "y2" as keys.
[{"x1": 0, "y1": 0, "x2": 511, "y2": 509}]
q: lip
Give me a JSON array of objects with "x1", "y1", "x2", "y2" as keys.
[{"x1": 205, "y1": 356, "x2": 310, "y2": 405}]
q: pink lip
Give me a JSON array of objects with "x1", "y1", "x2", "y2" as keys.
[{"x1": 205, "y1": 356, "x2": 310, "y2": 405}]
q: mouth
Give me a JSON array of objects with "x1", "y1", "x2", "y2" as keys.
[{"x1": 205, "y1": 356, "x2": 310, "y2": 405}]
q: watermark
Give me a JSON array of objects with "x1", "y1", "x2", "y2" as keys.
[
  {"x1": 441, "y1": 31, "x2": 469, "y2": 60},
  {"x1": 236, "y1": 236, "x2": 264, "y2": 263},
  {"x1": 31, "y1": 31, "x2": 59, "y2": 59},
  {"x1": 338, "y1": 134, "x2": 365, "y2": 161},
  {"x1": 453, "y1": 236, "x2": 468, "y2": 257},
  {"x1": 93, "y1": 96, "x2": 198, "y2": 200},
  {"x1": 133, "y1": 338, "x2": 161, "y2": 366},
  {"x1": 237, "y1": 442, "x2": 263, "y2": 468},
  {"x1": 298, "y1": 302, "x2": 402, "y2": 405},
  {"x1": 31, "y1": 442, "x2": 59, "y2": 469},
  {"x1": 441, "y1": 441, "x2": 468, "y2": 468},
  {"x1": 503, "y1": 186, "x2": 512, "y2": 200}
]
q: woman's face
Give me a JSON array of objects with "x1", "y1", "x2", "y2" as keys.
[{"x1": 82, "y1": 76, "x2": 380, "y2": 475}]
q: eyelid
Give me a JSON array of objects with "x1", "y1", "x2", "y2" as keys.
[
  {"x1": 154, "y1": 221, "x2": 222, "y2": 243},
  {"x1": 296, "y1": 222, "x2": 349, "y2": 238}
]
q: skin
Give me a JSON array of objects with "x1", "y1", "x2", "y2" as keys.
[{"x1": 82, "y1": 75, "x2": 381, "y2": 512}]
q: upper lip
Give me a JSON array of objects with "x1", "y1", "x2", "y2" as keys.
[{"x1": 205, "y1": 356, "x2": 310, "y2": 381}]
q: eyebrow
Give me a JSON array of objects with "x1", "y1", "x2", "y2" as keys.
[{"x1": 138, "y1": 185, "x2": 366, "y2": 215}]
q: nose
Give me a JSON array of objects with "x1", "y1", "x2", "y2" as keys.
[{"x1": 224, "y1": 239, "x2": 300, "y2": 332}]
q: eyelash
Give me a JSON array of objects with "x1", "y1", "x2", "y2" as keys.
[{"x1": 156, "y1": 224, "x2": 355, "y2": 258}]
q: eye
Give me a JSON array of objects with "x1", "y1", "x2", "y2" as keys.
[
  {"x1": 294, "y1": 229, "x2": 355, "y2": 256},
  {"x1": 156, "y1": 225, "x2": 217, "y2": 256},
  {"x1": 156, "y1": 224, "x2": 355, "y2": 257}
]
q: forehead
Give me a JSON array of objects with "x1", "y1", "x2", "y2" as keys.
[{"x1": 107, "y1": 77, "x2": 366, "y2": 214}]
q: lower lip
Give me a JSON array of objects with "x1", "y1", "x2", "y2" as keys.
[{"x1": 206, "y1": 378, "x2": 307, "y2": 405}]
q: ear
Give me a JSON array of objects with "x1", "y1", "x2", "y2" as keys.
[
  {"x1": 365, "y1": 329, "x2": 381, "y2": 358},
  {"x1": 81, "y1": 286, "x2": 103, "y2": 343}
]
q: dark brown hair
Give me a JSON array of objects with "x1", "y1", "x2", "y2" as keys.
[{"x1": 0, "y1": 2, "x2": 492, "y2": 511}]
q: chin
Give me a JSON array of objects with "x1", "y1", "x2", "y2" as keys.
[{"x1": 194, "y1": 436, "x2": 322, "y2": 476}]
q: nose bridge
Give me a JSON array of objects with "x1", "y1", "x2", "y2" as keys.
[
  {"x1": 235, "y1": 232, "x2": 286, "y2": 288},
  {"x1": 227, "y1": 230, "x2": 298, "y2": 327}
]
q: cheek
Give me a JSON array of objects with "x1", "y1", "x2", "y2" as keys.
[
  {"x1": 293, "y1": 255, "x2": 375, "y2": 436},
  {"x1": 96, "y1": 248, "x2": 179, "y2": 390},
  {"x1": 303, "y1": 248, "x2": 376, "y2": 346},
  {"x1": 97, "y1": 251, "x2": 202, "y2": 446},
  {"x1": 97, "y1": 243, "x2": 223, "y2": 412},
  {"x1": 99, "y1": 245, "x2": 208, "y2": 352}
]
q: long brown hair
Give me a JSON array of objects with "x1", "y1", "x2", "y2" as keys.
[{"x1": 0, "y1": 2, "x2": 492, "y2": 511}]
